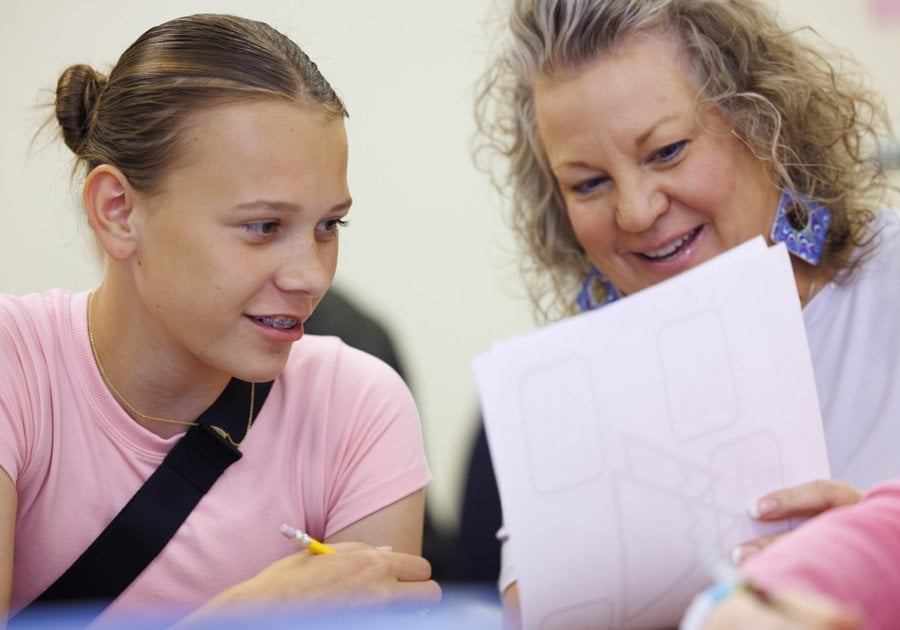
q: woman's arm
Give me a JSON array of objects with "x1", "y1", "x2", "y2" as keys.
[
  {"x1": 502, "y1": 582, "x2": 522, "y2": 630},
  {"x1": 0, "y1": 469, "x2": 17, "y2": 623}
]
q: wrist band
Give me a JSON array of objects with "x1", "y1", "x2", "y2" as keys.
[
  {"x1": 680, "y1": 579, "x2": 771, "y2": 630},
  {"x1": 679, "y1": 580, "x2": 739, "y2": 630}
]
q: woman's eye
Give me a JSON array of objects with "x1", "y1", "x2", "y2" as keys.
[
  {"x1": 655, "y1": 140, "x2": 688, "y2": 163},
  {"x1": 571, "y1": 176, "x2": 608, "y2": 196},
  {"x1": 245, "y1": 221, "x2": 280, "y2": 237}
]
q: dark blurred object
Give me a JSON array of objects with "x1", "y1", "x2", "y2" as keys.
[
  {"x1": 305, "y1": 287, "x2": 458, "y2": 583},
  {"x1": 456, "y1": 420, "x2": 503, "y2": 584},
  {"x1": 306, "y1": 289, "x2": 407, "y2": 382}
]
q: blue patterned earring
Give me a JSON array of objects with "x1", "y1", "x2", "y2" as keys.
[
  {"x1": 770, "y1": 189, "x2": 831, "y2": 266},
  {"x1": 576, "y1": 266, "x2": 622, "y2": 312}
]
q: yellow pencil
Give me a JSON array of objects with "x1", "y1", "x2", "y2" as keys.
[{"x1": 280, "y1": 523, "x2": 336, "y2": 554}]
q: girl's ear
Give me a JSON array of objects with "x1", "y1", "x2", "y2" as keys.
[{"x1": 83, "y1": 164, "x2": 139, "y2": 261}]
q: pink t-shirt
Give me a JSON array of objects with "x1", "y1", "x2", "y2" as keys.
[
  {"x1": 743, "y1": 479, "x2": 900, "y2": 630},
  {"x1": 0, "y1": 289, "x2": 430, "y2": 619}
]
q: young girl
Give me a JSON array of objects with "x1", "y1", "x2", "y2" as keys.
[{"x1": 0, "y1": 13, "x2": 440, "y2": 624}]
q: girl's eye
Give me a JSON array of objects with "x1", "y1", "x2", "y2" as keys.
[
  {"x1": 571, "y1": 175, "x2": 609, "y2": 196},
  {"x1": 655, "y1": 140, "x2": 688, "y2": 163},
  {"x1": 316, "y1": 218, "x2": 349, "y2": 238},
  {"x1": 245, "y1": 221, "x2": 280, "y2": 237}
]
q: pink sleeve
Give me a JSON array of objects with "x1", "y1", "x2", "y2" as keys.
[
  {"x1": 321, "y1": 345, "x2": 431, "y2": 537},
  {"x1": 0, "y1": 296, "x2": 42, "y2": 483},
  {"x1": 742, "y1": 479, "x2": 900, "y2": 629}
]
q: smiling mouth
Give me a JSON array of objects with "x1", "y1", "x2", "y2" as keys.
[
  {"x1": 640, "y1": 226, "x2": 703, "y2": 261},
  {"x1": 253, "y1": 316, "x2": 300, "y2": 330}
]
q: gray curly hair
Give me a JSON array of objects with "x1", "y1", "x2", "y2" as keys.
[{"x1": 475, "y1": 0, "x2": 892, "y2": 321}]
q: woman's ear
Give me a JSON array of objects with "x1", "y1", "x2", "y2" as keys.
[{"x1": 83, "y1": 164, "x2": 139, "y2": 261}]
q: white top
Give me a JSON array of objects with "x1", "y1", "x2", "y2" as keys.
[{"x1": 804, "y1": 208, "x2": 900, "y2": 486}]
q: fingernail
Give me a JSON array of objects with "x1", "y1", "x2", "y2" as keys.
[
  {"x1": 749, "y1": 497, "x2": 778, "y2": 519},
  {"x1": 731, "y1": 543, "x2": 759, "y2": 565},
  {"x1": 375, "y1": 545, "x2": 393, "y2": 552}
]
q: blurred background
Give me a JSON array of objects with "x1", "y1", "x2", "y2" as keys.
[{"x1": 3, "y1": 0, "x2": 898, "y2": 581}]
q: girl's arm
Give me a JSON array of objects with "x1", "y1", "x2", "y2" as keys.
[
  {"x1": 0, "y1": 469, "x2": 17, "y2": 624},
  {"x1": 181, "y1": 489, "x2": 439, "y2": 624},
  {"x1": 326, "y1": 489, "x2": 425, "y2": 554}
]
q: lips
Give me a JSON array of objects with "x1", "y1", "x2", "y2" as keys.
[{"x1": 640, "y1": 226, "x2": 703, "y2": 261}]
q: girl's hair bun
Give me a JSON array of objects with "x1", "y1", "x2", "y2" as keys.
[{"x1": 55, "y1": 64, "x2": 107, "y2": 154}]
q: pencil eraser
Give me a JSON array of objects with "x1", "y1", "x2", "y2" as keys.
[{"x1": 279, "y1": 523, "x2": 296, "y2": 538}]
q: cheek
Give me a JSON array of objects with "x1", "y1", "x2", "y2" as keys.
[
  {"x1": 315, "y1": 240, "x2": 340, "y2": 284},
  {"x1": 140, "y1": 232, "x2": 237, "y2": 304},
  {"x1": 680, "y1": 154, "x2": 739, "y2": 212},
  {"x1": 684, "y1": 155, "x2": 775, "y2": 245},
  {"x1": 567, "y1": 204, "x2": 614, "y2": 256}
]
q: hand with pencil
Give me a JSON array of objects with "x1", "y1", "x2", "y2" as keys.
[
  {"x1": 280, "y1": 524, "x2": 336, "y2": 555},
  {"x1": 184, "y1": 524, "x2": 440, "y2": 619}
]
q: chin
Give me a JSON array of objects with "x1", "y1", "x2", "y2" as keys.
[{"x1": 229, "y1": 354, "x2": 291, "y2": 384}]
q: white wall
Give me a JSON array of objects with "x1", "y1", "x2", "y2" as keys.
[{"x1": 3, "y1": 0, "x2": 898, "y2": 533}]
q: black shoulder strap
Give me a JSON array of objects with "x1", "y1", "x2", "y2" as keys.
[{"x1": 15, "y1": 378, "x2": 274, "y2": 619}]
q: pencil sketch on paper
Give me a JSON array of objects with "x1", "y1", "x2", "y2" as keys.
[
  {"x1": 659, "y1": 309, "x2": 738, "y2": 440},
  {"x1": 540, "y1": 599, "x2": 614, "y2": 629},
  {"x1": 474, "y1": 242, "x2": 830, "y2": 629},
  {"x1": 514, "y1": 308, "x2": 792, "y2": 628},
  {"x1": 612, "y1": 432, "x2": 788, "y2": 626},
  {"x1": 518, "y1": 355, "x2": 604, "y2": 495}
]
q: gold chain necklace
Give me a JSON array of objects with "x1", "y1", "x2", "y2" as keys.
[{"x1": 87, "y1": 292, "x2": 255, "y2": 447}]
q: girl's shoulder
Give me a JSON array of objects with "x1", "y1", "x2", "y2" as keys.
[
  {"x1": 0, "y1": 287, "x2": 78, "y2": 319},
  {"x1": 0, "y1": 289, "x2": 82, "y2": 348},
  {"x1": 281, "y1": 333, "x2": 407, "y2": 387}
]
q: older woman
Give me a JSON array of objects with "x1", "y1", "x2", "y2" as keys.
[{"x1": 475, "y1": 0, "x2": 897, "y2": 626}]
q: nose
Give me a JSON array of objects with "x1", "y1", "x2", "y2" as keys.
[
  {"x1": 613, "y1": 177, "x2": 667, "y2": 233},
  {"x1": 273, "y1": 238, "x2": 335, "y2": 298}
]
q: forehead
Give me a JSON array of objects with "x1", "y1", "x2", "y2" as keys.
[
  {"x1": 182, "y1": 99, "x2": 345, "y2": 151},
  {"x1": 154, "y1": 99, "x2": 349, "y2": 203},
  {"x1": 533, "y1": 32, "x2": 703, "y2": 145}
]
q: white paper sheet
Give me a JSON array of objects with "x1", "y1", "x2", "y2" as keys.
[{"x1": 473, "y1": 239, "x2": 830, "y2": 629}]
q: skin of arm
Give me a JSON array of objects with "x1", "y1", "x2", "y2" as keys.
[
  {"x1": 502, "y1": 582, "x2": 522, "y2": 630},
  {"x1": 0, "y1": 469, "x2": 17, "y2": 626},
  {"x1": 703, "y1": 588, "x2": 862, "y2": 630},
  {"x1": 325, "y1": 487, "x2": 425, "y2": 554}
]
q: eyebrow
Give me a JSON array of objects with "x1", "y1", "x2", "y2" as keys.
[
  {"x1": 635, "y1": 113, "x2": 680, "y2": 148},
  {"x1": 236, "y1": 198, "x2": 353, "y2": 214},
  {"x1": 552, "y1": 112, "x2": 686, "y2": 173}
]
